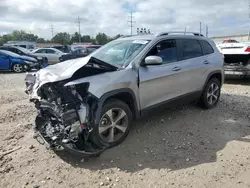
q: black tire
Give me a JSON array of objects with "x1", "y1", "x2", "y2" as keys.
[
  {"x1": 90, "y1": 99, "x2": 133, "y2": 148},
  {"x1": 199, "y1": 78, "x2": 221, "y2": 109},
  {"x1": 23, "y1": 64, "x2": 31, "y2": 72},
  {"x1": 12, "y1": 63, "x2": 24, "y2": 73}
]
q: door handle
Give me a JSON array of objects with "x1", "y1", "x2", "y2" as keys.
[
  {"x1": 204, "y1": 60, "x2": 210, "y2": 64},
  {"x1": 172, "y1": 67, "x2": 181, "y2": 71}
]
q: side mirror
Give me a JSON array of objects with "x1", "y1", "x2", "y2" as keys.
[{"x1": 143, "y1": 56, "x2": 163, "y2": 66}]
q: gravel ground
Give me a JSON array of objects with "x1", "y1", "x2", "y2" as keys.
[{"x1": 0, "y1": 73, "x2": 250, "y2": 188}]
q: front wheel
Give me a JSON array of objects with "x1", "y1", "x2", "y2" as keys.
[
  {"x1": 90, "y1": 99, "x2": 132, "y2": 148},
  {"x1": 199, "y1": 78, "x2": 221, "y2": 109},
  {"x1": 12, "y1": 63, "x2": 24, "y2": 73}
]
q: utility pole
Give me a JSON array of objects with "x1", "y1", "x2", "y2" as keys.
[
  {"x1": 50, "y1": 23, "x2": 54, "y2": 42},
  {"x1": 200, "y1": 22, "x2": 202, "y2": 36},
  {"x1": 184, "y1": 26, "x2": 187, "y2": 34},
  {"x1": 248, "y1": 3, "x2": 250, "y2": 41},
  {"x1": 76, "y1": 16, "x2": 82, "y2": 43},
  {"x1": 206, "y1": 25, "x2": 208, "y2": 37},
  {"x1": 128, "y1": 12, "x2": 135, "y2": 35}
]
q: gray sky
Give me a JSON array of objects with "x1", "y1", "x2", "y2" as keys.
[{"x1": 0, "y1": 0, "x2": 249, "y2": 39}]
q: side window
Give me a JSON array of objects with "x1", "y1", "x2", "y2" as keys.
[
  {"x1": 46, "y1": 49, "x2": 56, "y2": 54},
  {"x1": 146, "y1": 39, "x2": 177, "y2": 64},
  {"x1": 15, "y1": 49, "x2": 23, "y2": 55},
  {"x1": 200, "y1": 40, "x2": 214, "y2": 55},
  {"x1": 178, "y1": 39, "x2": 203, "y2": 60},
  {"x1": 8, "y1": 48, "x2": 16, "y2": 53},
  {"x1": 35, "y1": 49, "x2": 46, "y2": 53}
]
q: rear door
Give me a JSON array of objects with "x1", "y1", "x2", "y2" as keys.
[
  {"x1": 0, "y1": 52, "x2": 10, "y2": 70},
  {"x1": 139, "y1": 39, "x2": 190, "y2": 110},
  {"x1": 176, "y1": 39, "x2": 208, "y2": 93},
  {"x1": 34, "y1": 49, "x2": 46, "y2": 56}
]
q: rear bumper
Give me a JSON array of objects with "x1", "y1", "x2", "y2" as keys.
[{"x1": 224, "y1": 65, "x2": 250, "y2": 77}]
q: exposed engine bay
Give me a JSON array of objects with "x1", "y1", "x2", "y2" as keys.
[{"x1": 25, "y1": 57, "x2": 118, "y2": 156}]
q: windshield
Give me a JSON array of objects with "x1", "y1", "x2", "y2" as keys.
[
  {"x1": 16, "y1": 47, "x2": 32, "y2": 54},
  {"x1": 91, "y1": 39, "x2": 150, "y2": 66},
  {"x1": 0, "y1": 50, "x2": 20, "y2": 57}
]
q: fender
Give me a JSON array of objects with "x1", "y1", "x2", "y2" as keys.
[
  {"x1": 202, "y1": 70, "x2": 224, "y2": 91},
  {"x1": 94, "y1": 88, "x2": 140, "y2": 125}
]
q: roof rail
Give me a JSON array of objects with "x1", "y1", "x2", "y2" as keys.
[
  {"x1": 119, "y1": 33, "x2": 153, "y2": 38},
  {"x1": 156, "y1": 31, "x2": 204, "y2": 37}
]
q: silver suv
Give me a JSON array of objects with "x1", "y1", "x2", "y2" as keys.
[{"x1": 25, "y1": 31, "x2": 224, "y2": 156}]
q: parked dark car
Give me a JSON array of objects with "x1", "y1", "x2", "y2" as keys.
[
  {"x1": 50, "y1": 45, "x2": 71, "y2": 53},
  {"x1": 85, "y1": 45, "x2": 102, "y2": 53},
  {"x1": 0, "y1": 46, "x2": 48, "y2": 68},
  {"x1": 59, "y1": 49, "x2": 88, "y2": 62},
  {"x1": 0, "y1": 50, "x2": 47, "y2": 72},
  {"x1": 59, "y1": 45, "x2": 102, "y2": 62}
]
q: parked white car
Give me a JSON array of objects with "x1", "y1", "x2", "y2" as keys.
[
  {"x1": 32, "y1": 48, "x2": 67, "y2": 64},
  {"x1": 216, "y1": 39, "x2": 250, "y2": 66}
]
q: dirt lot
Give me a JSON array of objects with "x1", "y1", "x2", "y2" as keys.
[{"x1": 0, "y1": 73, "x2": 250, "y2": 188}]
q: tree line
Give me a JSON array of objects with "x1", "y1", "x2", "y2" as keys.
[{"x1": 0, "y1": 30, "x2": 122, "y2": 46}]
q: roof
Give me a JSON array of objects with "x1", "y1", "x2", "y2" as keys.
[
  {"x1": 118, "y1": 33, "x2": 205, "y2": 41},
  {"x1": 37, "y1": 43, "x2": 63, "y2": 47},
  {"x1": 6, "y1": 41, "x2": 36, "y2": 44}
]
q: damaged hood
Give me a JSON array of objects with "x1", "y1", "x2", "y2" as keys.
[
  {"x1": 37, "y1": 56, "x2": 91, "y2": 84},
  {"x1": 25, "y1": 55, "x2": 119, "y2": 99}
]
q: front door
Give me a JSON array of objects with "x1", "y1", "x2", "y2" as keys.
[
  {"x1": 0, "y1": 53, "x2": 10, "y2": 70},
  {"x1": 139, "y1": 39, "x2": 187, "y2": 110},
  {"x1": 46, "y1": 49, "x2": 59, "y2": 63}
]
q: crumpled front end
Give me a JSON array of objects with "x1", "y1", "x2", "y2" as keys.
[{"x1": 25, "y1": 72, "x2": 104, "y2": 157}]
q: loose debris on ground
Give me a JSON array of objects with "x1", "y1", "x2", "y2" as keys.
[{"x1": 0, "y1": 73, "x2": 250, "y2": 188}]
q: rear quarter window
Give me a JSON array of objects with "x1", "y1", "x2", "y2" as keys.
[
  {"x1": 178, "y1": 39, "x2": 203, "y2": 60},
  {"x1": 199, "y1": 40, "x2": 214, "y2": 55}
]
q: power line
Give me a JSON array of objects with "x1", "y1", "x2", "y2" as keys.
[
  {"x1": 128, "y1": 12, "x2": 136, "y2": 35},
  {"x1": 76, "y1": 16, "x2": 83, "y2": 43}
]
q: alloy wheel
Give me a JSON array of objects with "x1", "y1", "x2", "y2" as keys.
[
  {"x1": 98, "y1": 108, "x2": 128, "y2": 143},
  {"x1": 207, "y1": 82, "x2": 220, "y2": 105},
  {"x1": 13, "y1": 64, "x2": 23, "y2": 73}
]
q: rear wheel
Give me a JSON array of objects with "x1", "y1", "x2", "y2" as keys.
[
  {"x1": 90, "y1": 99, "x2": 132, "y2": 148},
  {"x1": 199, "y1": 78, "x2": 221, "y2": 109},
  {"x1": 12, "y1": 64, "x2": 23, "y2": 73}
]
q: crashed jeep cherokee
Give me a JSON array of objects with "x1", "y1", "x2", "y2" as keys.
[{"x1": 25, "y1": 32, "x2": 224, "y2": 156}]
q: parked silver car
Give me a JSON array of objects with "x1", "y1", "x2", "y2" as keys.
[{"x1": 25, "y1": 32, "x2": 224, "y2": 156}]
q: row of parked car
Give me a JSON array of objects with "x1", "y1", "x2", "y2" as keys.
[{"x1": 0, "y1": 44, "x2": 101, "y2": 73}]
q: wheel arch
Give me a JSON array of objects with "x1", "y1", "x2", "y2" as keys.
[
  {"x1": 94, "y1": 88, "x2": 140, "y2": 125},
  {"x1": 203, "y1": 71, "x2": 223, "y2": 91}
]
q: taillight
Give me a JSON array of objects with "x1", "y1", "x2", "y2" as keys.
[{"x1": 245, "y1": 47, "x2": 250, "y2": 52}]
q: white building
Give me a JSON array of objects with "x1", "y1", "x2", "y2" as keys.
[{"x1": 3, "y1": 41, "x2": 37, "y2": 49}]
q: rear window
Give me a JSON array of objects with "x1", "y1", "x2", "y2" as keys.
[
  {"x1": 200, "y1": 40, "x2": 214, "y2": 55},
  {"x1": 178, "y1": 39, "x2": 203, "y2": 60}
]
